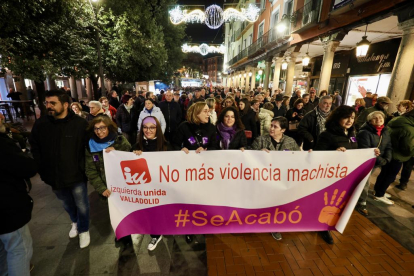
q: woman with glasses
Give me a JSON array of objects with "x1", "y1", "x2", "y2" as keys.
[
  {"x1": 172, "y1": 102, "x2": 219, "y2": 244},
  {"x1": 132, "y1": 116, "x2": 171, "y2": 251},
  {"x1": 85, "y1": 116, "x2": 131, "y2": 247},
  {"x1": 252, "y1": 116, "x2": 300, "y2": 241},
  {"x1": 173, "y1": 102, "x2": 219, "y2": 154},
  {"x1": 85, "y1": 115, "x2": 131, "y2": 199}
]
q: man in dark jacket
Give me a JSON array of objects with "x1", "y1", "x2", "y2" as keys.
[
  {"x1": 159, "y1": 91, "x2": 182, "y2": 142},
  {"x1": 355, "y1": 96, "x2": 392, "y2": 131},
  {"x1": 298, "y1": 95, "x2": 332, "y2": 150},
  {"x1": 308, "y1": 87, "x2": 319, "y2": 108},
  {"x1": 272, "y1": 94, "x2": 287, "y2": 117},
  {"x1": 0, "y1": 113, "x2": 37, "y2": 276},
  {"x1": 7, "y1": 88, "x2": 24, "y2": 118},
  {"x1": 289, "y1": 88, "x2": 301, "y2": 108},
  {"x1": 29, "y1": 90, "x2": 91, "y2": 249},
  {"x1": 108, "y1": 90, "x2": 120, "y2": 109},
  {"x1": 116, "y1": 97, "x2": 139, "y2": 145}
]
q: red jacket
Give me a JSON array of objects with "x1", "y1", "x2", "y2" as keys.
[{"x1": 108, "y1": 105, "x2": 117, "y2": 120}]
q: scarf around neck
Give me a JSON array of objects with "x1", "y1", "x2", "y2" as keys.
[
  {"x1": 373, "y1": 125, "x2": 384, "y2": 136},
  {"x1": 89, "y1": 132, "x2": 117, "y2": 153},
  {"x1": 316, "y1": 107, "x2": 330, "y2": 134},
  {"x1": 217, "y1": 122, "x2": 236, "y2": 149}
]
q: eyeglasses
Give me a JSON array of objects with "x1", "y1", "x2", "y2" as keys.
[
  {"x1": 94, "y1": 126, "x2": 108, "y2": 132},
  {"x1": 44, "y1": 101, "x2": 58, "y2": 106},
  {"x1": 143, "y1": 126, "x2": 156, "y2": 131}
]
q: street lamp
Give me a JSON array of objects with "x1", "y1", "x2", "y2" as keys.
[
  {"x1": 243, "y1": 73, "x2": 246, "y2": 77},
  {"x1": 356, "y1": 25, "x2": 370, "y2": 58},
  {"x1": 302, "y1": 43, "x2": 310, "y2": 66},
  {"x1": 88, "y1": 0, "x2": 105, "y2": 97},
  {"x1": 248, "y1": 72, "x2": 252, "y2": 77},
  {"x1": 281, "y1": 59, "x2": 288, "y2": 70}
]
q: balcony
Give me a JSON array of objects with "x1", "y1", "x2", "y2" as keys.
[
  {"x1": 227, "y1": 20, "x2": 291, "y2": 67},
  {"x1": 291, "y1": 0, "x2": 321, "y2": 34}
]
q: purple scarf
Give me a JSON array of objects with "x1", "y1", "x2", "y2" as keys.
[{"x1": 217, "y1": 122, "x2": 236, "y2": 149}]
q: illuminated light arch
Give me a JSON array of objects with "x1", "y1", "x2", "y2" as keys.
[
  {"x1": 182, "y1": 43, "x2": 226, "y2": 56},
  {"x1": 169, "y1": 4, "x2": 260, "y2": 29}
]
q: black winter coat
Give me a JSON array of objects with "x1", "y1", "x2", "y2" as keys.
[
  {"x1": 272, "y1": 105, "x2": 287, "y2": 117},
  {"x1": 297, "y1": 109, "x2": 320, "y2": 150},
  {"x1": 29, "y1": 112, "x2": 88, "y2": 189},
  {"x1": 217, "y1": 129, "x2": 247, "y2": 149},
  {"x1": 116, "y1": 104, "x2": 139, "y2": 133},
  {"x1": 173, "y1": 121, "x2": 219, "y2": 150},
  {"x1": 314, "y1": 126, "x2": 358, "y2": 151},
  {"x1": 159, "y1": 101, "x2": 182, "y2": 133},
  {"x1": 357, "y1": 123, "x2": 392, "y2": 167},
  {"x1": 0, "y1": 133, "x2": 37, "y2": 234},
  {"x1": 241, "y1": 109, "x2": 258, "y2": 139}
]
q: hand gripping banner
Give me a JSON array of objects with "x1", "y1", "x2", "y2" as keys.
[{"x1": 104, "y1": 149, "x2": 376, "y2": 239}]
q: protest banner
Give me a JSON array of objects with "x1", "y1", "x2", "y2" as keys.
[{"x1": 104, "y1": 149, "x2": 376, "y2": 239}]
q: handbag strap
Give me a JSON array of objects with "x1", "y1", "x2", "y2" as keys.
[{"x1": 377, "y1": 135, "x2": 383, "y2": 148}]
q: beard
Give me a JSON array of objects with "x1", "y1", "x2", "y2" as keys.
[{"x1": 47, "y1": 107, "x2": 64, "y2": 117}]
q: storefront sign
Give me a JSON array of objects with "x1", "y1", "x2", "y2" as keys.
[
  {"x1": 104, "y1": 150, "x2": 375, "y2": 238},
  {"x1": 331, "y1": 52, "x2": 350, "y2": 75},
  {"x1": 349, "y1": 39, "x2": 400, "y2": 75}
]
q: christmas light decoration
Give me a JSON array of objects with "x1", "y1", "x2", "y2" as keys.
[
  {"x1": 169, "y1": 4, "x2": 260, "y2": 29},
  {"x1": 205, "y1": 5, "x2": 224, "y2": 29},
  {"x1": 182, "y1": 43, "x2": 225, "y2": 56},
  {"x1": 169, "y1": 6, "x2": 205, "y2": 25}
]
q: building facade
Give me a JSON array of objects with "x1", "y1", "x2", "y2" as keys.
[{"x1": 222, "y1": 0, "x2": 414, "y2": 111}]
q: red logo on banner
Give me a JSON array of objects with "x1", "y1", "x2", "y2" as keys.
[{"x1": 120, "y1": 159, "x2": 152, "y2": 185}]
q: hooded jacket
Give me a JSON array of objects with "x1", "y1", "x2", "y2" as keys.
[
  {"x1": 258, "y1": 108, "x2": 274, "y2": 136},
  {"x1": 29, "y1": 111, "x2": 88, "y2": 189},
  {"x1": 357, "y1": 122, "x2": 392, "y2": 166},
  {"x1": 387, "y1": 110, "x2": 414, "y2": 162},
  {"x1": 137, "y1": 106, "x2": 166, "y2": 133}
]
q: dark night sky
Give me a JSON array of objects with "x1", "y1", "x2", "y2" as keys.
[{"x1": 176, "y1": 0, "x2": 236, "y2": 44}]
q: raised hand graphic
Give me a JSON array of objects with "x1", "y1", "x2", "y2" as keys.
[{"x1": 318, "y1": 189, "x2": 347, "y2": 226}]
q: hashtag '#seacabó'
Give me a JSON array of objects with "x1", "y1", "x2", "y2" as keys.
[{"x1": 174, "y1": 209, "x2": 190, "y2": 227}]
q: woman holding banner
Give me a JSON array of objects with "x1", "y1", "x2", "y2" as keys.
[
  {"x1": 356, "y1": 111, "x2": 392, "y2": 211},
  {"x1": 216, "y1": 106, "x2": 247, "y2": 151},
  {"x1": 251, "y1": 116, "x2": 300, "y2": 241},
  {"x1": 133, "y1": 116, "x2": 171, "y2": 251},
  {"x1": 314, "y1": 105, "x2": 379, "y2": 244},
  {"x1": 172, "y1": 102, "x2": 219, "y2": 244},
  {"x1": 85, "y1": 116, "x2": 132, "y2": 248},
  {"x1": 172, "y1": 102, "x2": 219, "y2": 154}
]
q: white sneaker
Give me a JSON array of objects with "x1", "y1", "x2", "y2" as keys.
[
  {"x1": 147, "y1": 235, "x2": 162, "y2": 251},
  {"x1": 69, "y1": 223, "x2": 78, "y2": 238},
  {"x1": 79, "y1": 231, "x2": 90, "y2": 248},
  {"x1": 384, "y1": 193, "x2": 392, "y2": 199},
  {"x1": 374, "y1": 196, "x2": 394, "y2": 205}
]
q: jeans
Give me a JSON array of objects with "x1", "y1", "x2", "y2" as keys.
[
  {"x1": 0, "y1": 224, "x2": 33, "y2": 276},
  {"x1": 400, "y1": 157, "x2": 414, "y2": 185},
  {"x1": 358, "y1": 170, "x2": 376, "y2": 206},
  {"x1": 53, "y1": 182, "x2": 90, "y2": 233},
  {"x1": 374, "y1": 159, "x2": 403, "y2": 197}
]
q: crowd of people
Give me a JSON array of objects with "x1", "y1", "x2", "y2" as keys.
[{"x1": 2, "y1": 84, "x2": 414, "y2": 276}]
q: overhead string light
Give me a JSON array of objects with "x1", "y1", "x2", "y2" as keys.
[
  {"x1": 182, "y1": 43, "x2": 226, "y2": 56},
  {"x1": 169, "y1": 6, "x2": 205, "y2": 25},
  {"x1": 169, "y1": 4, "x2": 260, "y2": 29}
]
